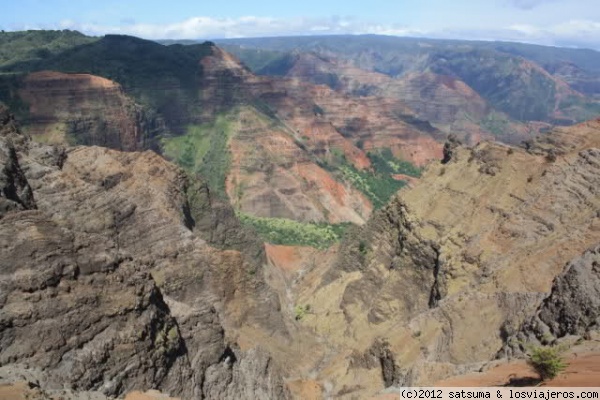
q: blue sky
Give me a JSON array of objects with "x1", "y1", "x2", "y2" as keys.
[{"x1": 1, "y1": 0, "x2": 599, "y2": 49}]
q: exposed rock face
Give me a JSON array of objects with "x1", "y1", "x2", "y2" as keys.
[
  {"x1": 250, "y1": 50, "x2": 535, "y2": 145},
  {"x1": 442, "y1": 134, "x2": 462, "y2": 164},
  {"x1": 0, "y1": 105, "x2": 290, "y2": 399},
  {"x1": 203, "y1": 347, "x2": 290, "y2": 399},
  {"x1": 196, "y1": 46, "x2": 443, "y2": 223},
  {"x1": 18, "y1": 71, "x2": 158, "y2": 150},
  {"x1": 536, "y1": 246, "x2": 600, "y2": 337},
  {"x1": 285, "y1": 119, "x2": 600, "y2": 397},
  {"x1": 0, "y1": 222, "x2": 185, "y2": 394},
  {"x1": 225, "y1": 106, "x2": 373, "y2": 224},
  {"x1": 350, "y1": 339, "x2": 401, "y2": 388},
  {"x1": 0, "y1": 107, "x2": 36, "y2": 214},
  {"x1": 503, "y1": 245, "x2": 600, "y2": 353}
]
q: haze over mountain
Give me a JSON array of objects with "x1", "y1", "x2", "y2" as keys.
[
  {"x1": 219, "y1": 35, "x2": 600, "y2": 140},
  {"x1": 0, "y1": 4, "x2": 600, "y2": 397},
  {"x1": 3, "y1": 0, "x2": 600, "y2": 49}
]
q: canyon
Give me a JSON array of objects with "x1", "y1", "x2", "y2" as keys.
[{"x1": 1, "y1": 31, "x2": 600, "y2": 399}]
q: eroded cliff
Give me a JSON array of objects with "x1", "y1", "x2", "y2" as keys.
[
  {"x1": 0, "y1": 104, "x2": 290, "y2": 399},
  {"x1": 18, "y1": 71, "x2": 160, "y2": 150},
  {"x1": 277, "y1": 119, "x2": 600, "y2": 397}
]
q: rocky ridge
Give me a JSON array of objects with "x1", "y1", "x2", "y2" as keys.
[
  {"x1": 197, "y1": 46, "x2": 442, "y2": 223},
  {"x1": 503, "y1": 245, "x2": 600, "y2": 354},
  {"x1": 0, "y1": 104, "x2": 291, "y2": 399},
  {"x1": 18, "y1": 71, "x2": 159, "y2": 150},
  {"x1": 255, "y1": 51, "x2": 532, "y2": 145}
]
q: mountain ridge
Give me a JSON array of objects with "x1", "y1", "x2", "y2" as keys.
[
  {"x1": 0, "y1": 32, "x2": 442, "y2": 230},
  {"x1": 219, "y1": 34, "x2": 600, "y2": 125}
]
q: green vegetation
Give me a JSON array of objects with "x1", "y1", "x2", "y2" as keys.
[
  {"x1": 358, "y1": 240, "x2": 368, "y2": 255},
  {"x1": 527, "y1": 345, "x2": 567, "y2": 380},
  {"x1": 31, "y1": 35, "x2": 211, "y2": 90},
  {"x1": 338, "y1": 163, "x2": 405, "y2": 209},
  {"x1": 154, "y1": 324, "x2": 180, "y2": 349},
  {"x1": 322, "y1": 148, "x2": 418, "y2": 209},
  {"x1": 162, "y1": 114, "x2": 233, "y2": 196},
  {"x1": 237, "y1": 212, "x2": 351, "y2": 249},
  {"x1": 40, "y1": 35, "x2": 213, "y2": 115},
  {"x1": 294, "y1": 304, "x2": 311, "y2": 321},
  {"x1": 367, "y1": 148, "x2": 422, "y2": 177},
  {"x1": 481, "y1": 111, "x2": 518, "y2": 141},
  {"x1": 0, "y1": 30, "x2": 96, "y2": 71}
]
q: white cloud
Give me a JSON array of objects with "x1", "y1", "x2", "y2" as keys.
[
  {"x1": 24, "y1": 15, "x2": 600, "y2": 50},
  {"x1": 503, "y1": 19, "x2": 600, "y2": 47},
  {"x1": 54, "y1": 16, "x2": 423, "y2": 40},
  {"x1": 504, "y1": 0, "x2": 562, "y2": 10},
  {"x1": 409, "y1": 19, "x2": 600, "y2": 49}
]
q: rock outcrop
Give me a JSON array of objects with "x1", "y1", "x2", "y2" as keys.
[
  {"x1": 503, "y1": 245, "x2": 600, "y2": 354},
  {"x1": 0, "y1": 106, "x2": 36, "y2": 214},
  {"x1": 0, "y1": 105, "x2": 290, "y2": 399},
  {"x1": 284, "y1": 119, "x2": 600, "y2": 397},
  {"x1": 18, "y1": 71, "x2": 159, "y2": 150}
]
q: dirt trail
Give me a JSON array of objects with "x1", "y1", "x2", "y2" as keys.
[{"x1": 436, "y1": 352, "x2": 600, "y2": 387}]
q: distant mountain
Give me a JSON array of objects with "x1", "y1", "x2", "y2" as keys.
[
  {"x1": 218, "y1": 35, "x2": 600, "y2": 126},
  {"x1": 239, "y1": 50, "x2": 531, "y2": 144},
  {"x1": 0, "y1": 30, "x2": 97, "y2": 71}
]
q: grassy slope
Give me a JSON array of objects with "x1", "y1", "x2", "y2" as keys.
[
  {"x1": 162, "y1": 104, "x2": 419, "y2": 247},
  {"x1": 237, "y1": 213, "x2": 351, "y2": 249},
  {"x1": 0, "y1": 30, "x2": 97, "y2": 71},
  {"x1": 162, "y1": 114, "x2": 233, "y2": 197},
  {"x1": 243, "y1": 107, "x2": 419, "y2": 245},
  {"x1": 320, "y1": 148, "x2": 420, "y2": 209}
]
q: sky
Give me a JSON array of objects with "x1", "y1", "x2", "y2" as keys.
[{"x1": 1, "y1": 0, "x2": 599, "y2": 49}]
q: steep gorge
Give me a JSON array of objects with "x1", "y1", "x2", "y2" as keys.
[
  {"x1": 4, "y1": 35, "x2": 441, "y2": 227},
  {"x1": 2, "y1": 96, "x2": 600, "y2": 400},
  {"x1": 1, "y1": 32, "x2": 600, "y2": 399},
  {"x1": 275, "y1": 119, "x2": 600, "y2": 397}
]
